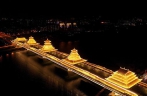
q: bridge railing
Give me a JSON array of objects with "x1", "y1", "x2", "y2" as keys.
[
  {"x1": 83, "y1": 62, "x2": 113, "y2": 74},
  {"x1": 12, "y1": 41, "x2": 142, "y2": 96}
]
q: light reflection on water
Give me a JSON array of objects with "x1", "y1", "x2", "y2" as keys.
[
  {"x1": 59, "y1": 41, "x2": 66, "y2": 52},
  {"x1": 1, "y1": 36, "x2": 147, "y2": 95},
  {"x1": 2, "y1": 50, "x2": 99, "y2": 96},
  {"x1": 58, "y1": 41, "x2": 78, "y2": 54},
  {"x1": 6, "y1": 49, "x2": 112, "y2": 96}
]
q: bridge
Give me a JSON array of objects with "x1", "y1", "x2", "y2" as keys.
[{"x1": 12, "y1": 37, "x2": 147, "y2": 96}]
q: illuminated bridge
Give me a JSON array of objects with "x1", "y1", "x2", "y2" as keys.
[{"x1": 12, "y1": 37, "x2": 147, "y2": 96}]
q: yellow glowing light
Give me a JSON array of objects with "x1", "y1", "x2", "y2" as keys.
[
  {"x1": 62, "y1": 48, "x2": 87, "y2": 64},
  {"x1": 41, "y1": 39, "x2": 57, "y2": 52},
  {"x1": 67, "y1": 48, "x2": 82, "y2": 61},
  {"x1": 106, "y1": 67, "x2": 142, "y2": 89},
  {"x1": 15, "y1": 37, "x2": 27, "y2": 42},
  {"x1": 27, "y1": 36, "x2": 37, "y2": 45}
]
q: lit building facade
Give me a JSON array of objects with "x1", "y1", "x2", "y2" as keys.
[{"x1": 59, "y1": 22, "x2": 77, "y2": 28}]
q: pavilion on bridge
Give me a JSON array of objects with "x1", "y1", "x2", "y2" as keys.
[
  {"x1": 27, "y1": 36, "x2": 38, "y2": 45},
  {"x1": 106, "y1": 67, "x2": 142, "y2": 89},
  {"x1": 14, "y1": 37, "x2": 27, "y2": 43},
  {"x1": 62, "y1": 48, "x2": 87, "y2": 64},
  {"x1": 41, "y1": 39, "x2": 57, "y2": 52}
]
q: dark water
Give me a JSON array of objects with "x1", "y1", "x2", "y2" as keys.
[
  {"x1": 50, "y1": 32, "x2": 147, "y2": 74},
  {"x1": 0, "y1": 50, "x2": 111, "y2": 96},
  {"x1": 1, "y1": 32, "x2": 147, "y2": 96}
]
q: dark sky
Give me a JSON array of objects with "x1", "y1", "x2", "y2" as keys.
[{"x1": 0, "y1": 0, "x2": 147, "y2": 18}]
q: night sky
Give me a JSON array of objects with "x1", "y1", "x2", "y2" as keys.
[{"x1": 0, "y1": 0, "x2": 147, "y2": 19}]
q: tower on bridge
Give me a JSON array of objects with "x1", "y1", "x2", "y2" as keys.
[
  {"x1": 62, "y1": 48, "x2": 87, "y2": 64},
  {"x1": 14, "y1": 37, "x2": 27, "y2": 43},
  {"x1": 27, "y1": 36, "x2": 38, "y2": 45},
  {"x1": 41, "y1": 39, "x2": 57, "y2": 52},
  {"x1": 106, "y1": 67, "x2": 142, "y2": 89}
]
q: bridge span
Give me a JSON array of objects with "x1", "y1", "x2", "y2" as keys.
[{"x1": 12, "y1": 39, "x2": 147, "y2": 96}]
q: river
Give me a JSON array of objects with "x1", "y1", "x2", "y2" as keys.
[{"x1": 0, "y1": 32, "x2": 147, "y2": 96}]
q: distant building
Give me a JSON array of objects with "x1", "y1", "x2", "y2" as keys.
[
  {"x1": 59, "y1": 23, "x2": 66, "y2": 28},
  {"x1": 59, "y1": 22, "x2": 77, "y2": 28}
]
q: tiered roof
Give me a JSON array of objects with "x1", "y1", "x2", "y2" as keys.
[
  {"x1": 106, "y1": 67, "x2": 142, "y2": 89},
  {"x1": 27, "y1": 36, "x2": 37, "y2": 45},
  {"x1": 15, "y1": 37, "x2": 27, "y2": 42},
  {"x1": 41, "y1": 39, "x2": 57, "y2": 52},
  {"x1": 62, "y1": 48, "x2": 87, "y2": 64}
]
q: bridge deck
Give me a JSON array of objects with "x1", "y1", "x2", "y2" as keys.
[{"x1": 12, "y1": 40, "x2": 147, "y2": 96}]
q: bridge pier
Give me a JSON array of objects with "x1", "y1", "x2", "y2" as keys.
[
  {"x1": 67, "y1": 69, "x2": 74, "y2": 75},
  {"x1": 66, "y1": 69, "x2": 80, "y2": 80}
]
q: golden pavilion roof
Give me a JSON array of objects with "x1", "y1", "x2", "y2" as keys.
[
  {"x1": 41, "y1": 39, "x2": 57, "y2": 52},
  {"x1": 27, "y1": 36, "x2": 37, "y2": 45},
  {"x1": 62, "y1": 48, "x2": 87, "y2": 64},
  {"x1": 106, "y1": 67, "x2": 142, "y2": 89},
  {"x1": 15, "y1": 37, "x2": 27, "y2": 42}
]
